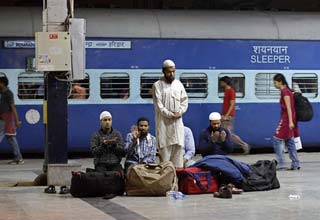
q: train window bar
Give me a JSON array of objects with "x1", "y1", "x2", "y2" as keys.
[
  {"x1": 255, "y1": 73, "x2": 280, "y2": 99},
  {"x1": 218, "y1": 73, "x2": 245, "y2": 98},
  {"x1": 180, "y1": 73, "x2": 208, "y2": 99},
  {"x1": 18, "y1": 72, "x2": 44, "y2": 100},
  {"x1": 100, "y1": 72, "x2": 130, "y2": 99},
  {"x1": 140, "y1": 73, "x2": 162, "y2": 99},
  {"x1": 292, "y1": 73, "x2": 318, "y2": 98}
]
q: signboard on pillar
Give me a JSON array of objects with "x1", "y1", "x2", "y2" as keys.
[{"x1": 35, "y1": 32, "x2": 72, "y2": 72}]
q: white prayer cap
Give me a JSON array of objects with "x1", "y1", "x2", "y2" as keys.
[
  {"x1": 209, "y1": 112, "x2": 221, "y2": 121},
  {"x1": 162, "y1": 59, "x2": 175, "y2": 68},
  {"x1": 100, "y1": 111, "x2": 112, "y2": 120}
]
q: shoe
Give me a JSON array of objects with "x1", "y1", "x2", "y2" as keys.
[
  {"x1": 287, "y1": 167, "x2": 300, "y2": 171},
  {"x1": 227, "y1": 183, "x2": 243, "y2": 194},
  {"x1": 17, "y1": 159, "x2": 24, "y2": 164},
  {"x1": 8, "y1": 159, "x2": 24, "y2": 165},
  {"x1": 242, "y1": 144, "x2": 250, "y2": 155},
  {"x1": 276, "y1": 167, "x2": 287, "y2": 171},
  {"x1": 103, "y1": 193, "x2": 117, "y2": 200},
  {"x1": 213, "y1": 186, "x2": 232, "y2": 199},
  {"x1": 59, "y1": 186, "x2": 70, "y2": 194},
  {"x1": 44, "y1": 185, "x2": 56, "y2": 194}
]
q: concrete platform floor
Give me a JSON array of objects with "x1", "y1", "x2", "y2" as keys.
[{"x1": 0, "y1": 152, "x2": 319, "y2": 220}]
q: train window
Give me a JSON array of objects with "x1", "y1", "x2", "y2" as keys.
[
  {"x1": 255, "y1": 73, "x2": 280, "y2": 99},
  {"x1": 140, "y1": 73, "x2": 162, "y2": 98},
  {"x1": 292, "y1": 73, "x2": 318, "y2": 98},
  {"x1": 218, "y1": 73, "x2": 245, "y2": 98},
  {"x1": 18, "y1": 72, "x2": 44, "y2": 99},
  {"x1": 100, "y1": 73, "x2": 130, "y2": 99},
  {"x1": 69, "y1": 74, "x2": 90, "y2": 99},
  {"x1": 180, "y1": 73, "x2": 208, "y2": 98}
]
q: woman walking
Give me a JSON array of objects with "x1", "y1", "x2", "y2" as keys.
[{"x1": 273, "y1": 74, "x2": 300, "y2": 170}]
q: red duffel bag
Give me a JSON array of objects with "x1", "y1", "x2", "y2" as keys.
[{"x1": 176, "y1": 167, "x2": 218, "y2": 194}]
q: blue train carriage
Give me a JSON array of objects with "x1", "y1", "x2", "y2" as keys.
[{"x1": 0, "y1": 8, "x2": 319, "y2": 153}]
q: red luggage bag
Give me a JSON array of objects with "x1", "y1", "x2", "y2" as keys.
[{"x1": 176, "y1": 167, "x2": 218, "y2": 194}]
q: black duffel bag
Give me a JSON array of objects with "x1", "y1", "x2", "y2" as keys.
[
  {"x1": 70, "y1": 170, "x2": 125, "y2": 197},
  {"x1": 241, "y1": 160, "x2": 280, "y2": 192}
]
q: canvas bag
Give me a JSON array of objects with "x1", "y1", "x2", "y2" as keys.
[
  {"x1": 176, "y1": 167, "x2": 218, "y2": 194},
  {"x1": 126, "y1": 161, "x2": 177, "y2": 196}
]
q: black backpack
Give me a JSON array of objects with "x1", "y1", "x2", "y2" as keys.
[
  {"x1": 294, "y1": 93, "x2": 313, "y2": 122},
  {"x1": 241, "y1": 160, "x2": 280, "y2": 192}
]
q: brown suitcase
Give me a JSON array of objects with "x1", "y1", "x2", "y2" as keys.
[{"x1": 126, "y1": 161, "x2": 177, "y2": 196}]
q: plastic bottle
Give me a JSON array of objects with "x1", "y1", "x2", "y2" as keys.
[
  {"x1": 288, "y1": 194, "x2": 300, "y2": 200},
  {"x1": 166, "y1": 191, "x2": 186, "y2": 200}
]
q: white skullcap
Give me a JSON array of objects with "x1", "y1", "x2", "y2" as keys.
[
  {"x1": 100, "y1": 111, "x2": 112, "y2": 120},
  {"x1": 209, "y1": 112, "x2": 221, "y2": 121},
  {"x1": 162, "y1": 59, "x2": 175, "y2": 68}
]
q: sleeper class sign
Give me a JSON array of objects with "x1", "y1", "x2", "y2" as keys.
[{"x1": 250, "y1": 45, "x2": 290, "y2": 64}]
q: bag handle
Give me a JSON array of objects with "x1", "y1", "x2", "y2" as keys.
[
  {"x1": 192, "y1": 173, "x2": 211, "y2": 192},
  {"x1": 144, "y1": 163, "x2": 162, "y2": 169}
]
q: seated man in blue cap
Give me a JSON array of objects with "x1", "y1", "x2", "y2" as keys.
[{"x1": 198, "y1": 112, "x2": 233, "y2": 157}]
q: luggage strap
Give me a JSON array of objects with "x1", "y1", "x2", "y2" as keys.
[{"x1": 189, "y1": 172, "x2": 211, "y2": 192}]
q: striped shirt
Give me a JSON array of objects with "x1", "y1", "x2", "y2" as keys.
[{"x1": 125, "y1": 133, "x2": 157, "y2": 164}]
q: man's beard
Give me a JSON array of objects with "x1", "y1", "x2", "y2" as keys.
[
  {"x1": 139, "y1": 130, "x2": 148, "y2": 137},
  {"x1": 165, "y1": 75, "x2": 174, "y2": 83},
  {"x1": 212, "y1": 127, "x2": 220, "y2": 132}
]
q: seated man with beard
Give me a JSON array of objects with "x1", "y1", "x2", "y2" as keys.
[
  {"x1": 90, "y1": 111, "x2": 125, "y2": 172},
  {"x1": 124, "y1": 117, "x2": 157, "y2": 172},
  {"x1": 198, "y1": 112, "x2": 233, "y2": 157}
]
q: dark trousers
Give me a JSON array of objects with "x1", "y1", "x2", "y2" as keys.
[{"x1": 95, "y1": 163, "x2": 123, "y2": 173}]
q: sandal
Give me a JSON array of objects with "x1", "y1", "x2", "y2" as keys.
[
  {"x1": 44, "y1": 185, "x2": 56, "y2": 194},
  {"x1": 227, "y1": 183, "x2": 243, "y2": 194},
  {"x1": 59, "y1": 186, "x2": 70, "y2": 194},
  {"x1": 213, "y1": 186, "x2": 232, "y2": 199}
]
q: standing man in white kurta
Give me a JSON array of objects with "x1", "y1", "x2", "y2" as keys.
[{"x1": 152, "y1": 59, "x2": 188, "y2": 168}]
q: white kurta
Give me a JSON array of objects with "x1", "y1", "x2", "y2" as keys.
[{"x1": 152, "y1": 78, "x2": 188, "y2": 149}]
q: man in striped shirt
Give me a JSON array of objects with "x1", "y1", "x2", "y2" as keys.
[{"x1": 124, "y1": 117, "x2": 157, "y2": 172}]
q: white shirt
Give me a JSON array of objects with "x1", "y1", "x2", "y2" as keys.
[{"x1": 152, "y1": 78, "x2": 188, "y2": 148}]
